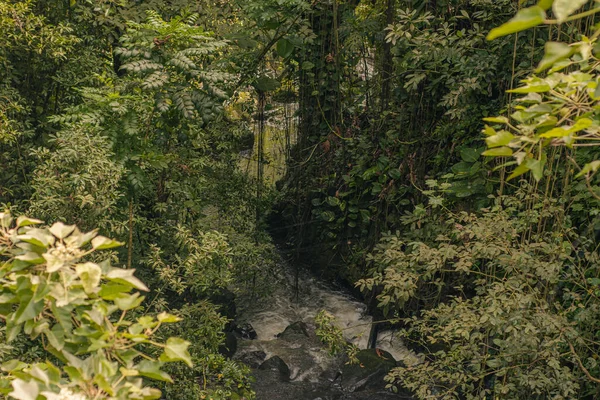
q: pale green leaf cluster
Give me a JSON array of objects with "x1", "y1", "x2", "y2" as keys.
[
  {"x1": 483, "y1": 0, "x2": 600, "y2": 184},
  {"x1": 0, "y1": 213, "x2": 192, "y2": 400}
]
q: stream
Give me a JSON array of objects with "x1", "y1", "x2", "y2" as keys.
[{"x1": 232, "y1": 256, "x2": 421, "y2": 399}]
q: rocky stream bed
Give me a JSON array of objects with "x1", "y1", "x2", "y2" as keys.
[{"x1": 224, "y1": 259, "x2": 422, "y2": 400}]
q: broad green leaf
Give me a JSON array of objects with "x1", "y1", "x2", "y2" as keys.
[
  {"x1": 487, "y1": 6, "x2": 545, "y2": 40},
  {"x1": 483, "y1": 125, "x2": 496, "y2": 136},
  {"x1": 2, "y1": 360, "x2": 27, "y2": 372},
  {"x1": 49, "y1": 222, "x2": 75, "y2": 239},
  {"x1": 14, "y1": 293, "x2": 43, "y2": 324},
  {"x1": 45, "y1": 325, "x2": 65, "y2": 351},
  {"x1": 91, "y1": 236, "x2": 123, "y2": 250},
  {"x1": 157, "y1": 312, "x2": 181, "y2": 323},
  {"x1": 536, "y1": 42, "x2": 573, "y2": 72},
  {"x1": 9, "y1": 379, "x2": 39, "y2": 400},
  {"x1": 137, "y1": 360, "x2": 173, "y2": 383},
  {"x1": 15, "y1": 252, "x2": 45, "y2": 265},
  {"x1": 553, "y1": 0, "x2": 588, "y2": 23},
  {"x1": 106, "y1": 268, "x2": 149, "y2": 291},
  {"x1": 301, "y1": 61, "x2": 315, "y2": 70},
  {"x1": 460, "y1": 148, "x2": 481, "y2": 162},
  {"x1": 114, "y1": 292, "x2": 145, "y2": 311},
  {"x1": 537, "y1": 0, "x2": 554, "y2": 10},
  {"x1": 276, "y1": 38, "x2": 294, "y2": 58},
  {"x1": 452, "y1": 161, "x2": 472, "y2": 175},
  {"x1": 507, "y1": 163, "x2": 530, "y2": 181},
  {"x1": 540, "y1": 118, "x2": 592, "y2": 137},
  {"x1": 43, "y1": 253, "x2": 64, "y2": 273},
  {"x1": 17, "y1": 229, "x2": 55, "y2": 248},
  {"x1": 485, "y1": 130, "x2": 515, "y2": 148},
  {"x1": 75, "y1": 262, "x2": 102, "y2": 293},
  {"x1": 98, "y1": 283, "x2": 131, "y2": 300},
  {"x1": 524, "y1": 153, "x2": 547, "y2": 181},
  {"x1": 16, "y1": 217, "x2": 43, "y2": 228},
  {"x1": 507, "y1": 82, "x2": 551, "y2": 94},
  {"x1": 539, "y1": 127, "x2": 570, "y2": 138},
  {"x1": 482, "y1": 116, "x2": 509, "y2": 124},
  {"x1": 482, "y1": 147, "x2": 513, "y2": 157},
  {"x1": 65, "y1": 229, "x2": 98, "y2": 247},
  {"x1": 576, "y1": 160, "x2": 600, "y2": 178},
  {"x1": 160, "y1": 337, "x2": 193, "y2": 367},
  {"x1": 120, "y1": 367, "x2": 139, "y2": 377}
]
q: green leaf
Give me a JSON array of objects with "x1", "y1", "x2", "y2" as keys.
[
  {"x1": 460, "y1": 148, "x2": 481, "y2": 162},
  {"x1": 15, "y1": 252, "x2": 45, "y2": 265},
  {"x1": 276, "y1": 38, "x2": 294, "y2": 58},
  {"x1": 157, "y1": 312, "x2": 181, "y2": 323},
  {"x1": 14, "y1": 293, "x2": 43, "y2": 324},
  {"x1": 114, "y1": 292, "x2": 145, "y2": 311},
  {"x1": 507, "y1": 82, "x2": 551, "y2": 94},
  {"x1": 553, "y1": 0, "x2": 588, "y2": 23},
  {"x1": 17, "y1": 229, "x2": 55, "y2": 248},
  {"x1": 160, "y1": 337, "x2": 193, "y2": 367},
  {"x1": 482, "y1": 147, "x2": 513, "y2": 157},
  {"x1": 576, "y1": 160, "x2": 600, "y2": 178},
  {"x1": 75, "y1": 262, "x2": 102, "y2": 293},
  {"x1": 536, "y1": 42, "x2": 573, "y2": 72},
  {"x1": 485, "y1": 130, "x2": 515, "y2": 148},
  {"x1": 507, "y1": 163, "x2": 530, "y2": 181},
  {"x1": 106, "y1": 268, "x2": 149, "y2": 292},
  {"x1": 524, "y1": 153, "x2": 547, "y2": 181},
  {"x1": 98, "y1": 283, "x2": 131, "y2": 300},
  {"x1": 537, "y1": 0, "x2": 554, "y2": 11},
  {"x1": 540, "y1": 118, "x2": 592, "y2": 137},
  {"x1": 49, "y1": 222, "x2": 75, "y2": 240},
  {"x1": 9, "y1": 379, "x2": 39, "y2": 400},
  {"x1": 91, "y1": 236, "x2": 123, "y2": 250},
  {"x1": 254, "y1": 76, "x2": 280, "y2": 92},
  {"x1": 482, "y1": 116, "x2": 509, "y2": 124},
  {"x1": 326, "y1": 196, "x2": 340, "y2": 206},
  {"x1": 388, "y1": 169, "x2": 401, "y2": 179},
  {"x1": 487, "y1": 6, "x2": 545, "y2": 40},
  {"x1": 16, "y1": 217, "x2": 43, "y2": 228},
  {"x1": 137, "y1": 360, "x2": 173, "y2": 383}
]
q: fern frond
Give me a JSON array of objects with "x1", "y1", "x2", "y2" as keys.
[
  {"x1": 173, "y1": 91, "x2": 196, "y2": 119},
  {"x1": 168, "y1": 55, "x2": 196, "y2": 71},
  {"x1": 120, "y1": 60, "x2": 163, "y2": 73},
  {"x1": 142, "y1": 71, "x2": 170, "y2": 90}
]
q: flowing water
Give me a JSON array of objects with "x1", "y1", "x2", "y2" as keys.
[{"x1": 234, "y1": 258, "x2": 421, "y2": 398}]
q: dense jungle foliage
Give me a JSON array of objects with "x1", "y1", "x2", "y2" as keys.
[{"x1": 2, "y1": 0, "x2": 600, "y2": 398}]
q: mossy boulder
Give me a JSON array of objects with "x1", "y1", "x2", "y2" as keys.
[{"x1": 340, "y1": 349, "x2": 397, "y2": 392}]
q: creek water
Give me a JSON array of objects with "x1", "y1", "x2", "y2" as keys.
[{"x1": 234, "y1": 257, "x2": 421, "y2": 399}]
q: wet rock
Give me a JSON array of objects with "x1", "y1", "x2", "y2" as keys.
[
  {"x1": 237, "y1": 350, "x2": 267, "y2": 368},
  {"x1": 259, "y1": 356, "x2": 291, "y2": 381},
  {"x1": 277, "y1": 321, "x2": 310, "y2": 340},
  {"x1": 218, "y1": 331, "x2": 237, "y2": 358},
  {"x1": 340, "y1": 349, "x2": 397, "y2": 392},
  {"x1": 233, "y1": 322, "x2": 258, "y2": 340}
]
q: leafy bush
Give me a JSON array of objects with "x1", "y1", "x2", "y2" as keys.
[
  {"x1": 359, "y1": 191, "x2": 600, "y2": 398},
  {"x1": 0, "y1": 213, "x2": 192, "y2": 399}
]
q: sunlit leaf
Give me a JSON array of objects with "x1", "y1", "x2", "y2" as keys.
[
  {"x1": 553, "y1": 0, "x2": 588, "y2": 23},
  {"x1": 487, "y1": 6, "x2": 545, "y2": 40}
]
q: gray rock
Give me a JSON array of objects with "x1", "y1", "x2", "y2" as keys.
[
  {"x1": 237, "y1": 350, "x2": 267, "y2": 368},
  {"x1": 277, "y1": 321, "x2": 310, "y2": 340},
  {"x1": 259, "y1": 356, "x2": 291, "y2": 381},
  {"x1": 234, "y1": 322, "x2": 258, "y2": 340}
]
